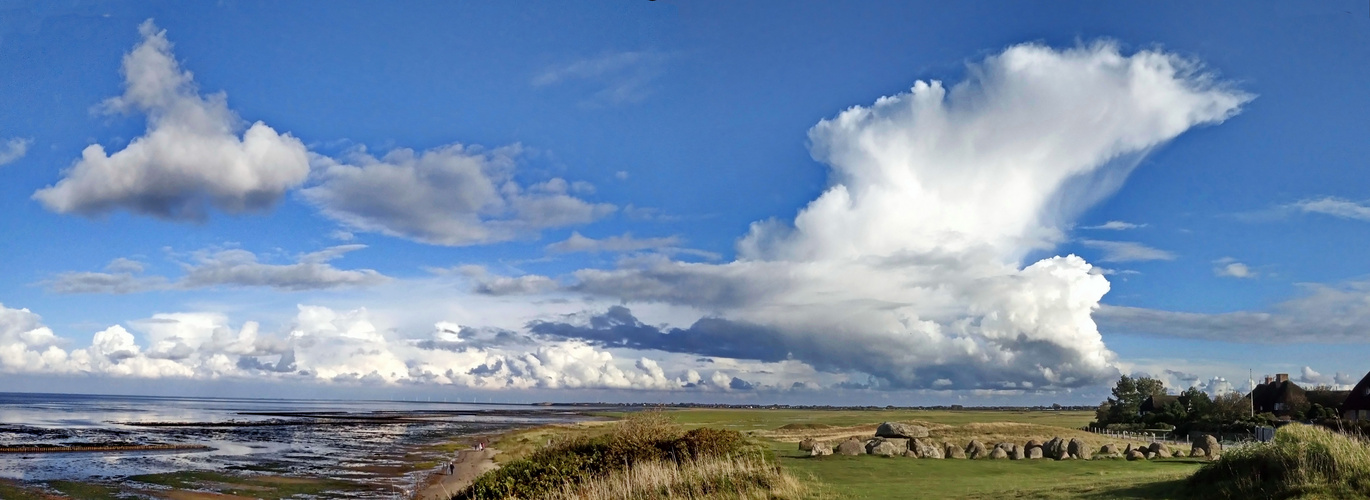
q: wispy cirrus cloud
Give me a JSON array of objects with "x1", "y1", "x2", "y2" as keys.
[
  {"x1": 1288, "y1": 197, "x2": 1370, "y2": 221},
  {"x1": 532, "y1": 50, "x2": 669, "y2": 105},
  {"x1": 1079, "y1": 239, "x2": 1176, "y2": 262},
  {"x1": 45, "y1": 246, "x2": 389, "y2": 294},
  {"x1": 1081, "y1": 220, "x2": 1145, "y2": 230}
]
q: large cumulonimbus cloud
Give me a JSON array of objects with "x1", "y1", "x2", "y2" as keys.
[
  {"x1": 545, "y1": 41, "x2": 1251, "y2": 391},
  {"x1": 33, "y1": 21, "x2": 310, "y2": 221}
]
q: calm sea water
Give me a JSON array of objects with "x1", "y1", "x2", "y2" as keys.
[{"x1": 0, "y1": 392, "x2": 588, "y2": 496}]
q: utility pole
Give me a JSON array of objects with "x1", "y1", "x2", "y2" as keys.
[{"x1": 1250, "y1": 368, "x2": 1254, "y2": 418}]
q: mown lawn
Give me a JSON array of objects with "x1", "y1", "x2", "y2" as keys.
[{"x1": 774, "y1": 444, "x2": 1202, "y2": 499}]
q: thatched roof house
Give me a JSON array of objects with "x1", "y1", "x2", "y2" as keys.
[
  {"x1": 1248, "y1": 373, "x2": 1351, "y2": 418},
  {"x1": 1341, "y1": 371, "x2": 1370, "y2": 421},
  {"x1": 1139, "y1": 394, "x2": 1180, "y2": 414}
]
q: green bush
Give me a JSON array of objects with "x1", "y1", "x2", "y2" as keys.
[
  {"x1": 1187, "y1": 423, "x2": 1370, "y2": 499},
  {"x1": 454, "y1": 412, "x2": 750, "y2": 500}
]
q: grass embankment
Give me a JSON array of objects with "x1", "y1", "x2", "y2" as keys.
[
  {"x1": 1189, "y1": 423, "x2": 1370, "y2": 499},
  {"x1": 455, "y1": 411, "x2": 808, "y2": 500}
]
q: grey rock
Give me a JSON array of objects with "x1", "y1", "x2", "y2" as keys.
[
  {"x1": 836, "y1": 439, "x2": 865, "y2": 456},
  {"x1": 876, "y1": 422, "x2": 929, "y2": 439}
]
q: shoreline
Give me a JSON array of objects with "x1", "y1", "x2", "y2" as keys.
[{"x1": 413, "y1": 447, "x2": 499, "y2": 500}]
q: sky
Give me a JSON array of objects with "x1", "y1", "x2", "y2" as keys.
[{"x1": 1, "y1": 1, "x2": 1369, "y2": 405}]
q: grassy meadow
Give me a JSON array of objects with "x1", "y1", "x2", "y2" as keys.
[{"x1": 503, "y1": 408, "x2": 1203, "y2": 500}]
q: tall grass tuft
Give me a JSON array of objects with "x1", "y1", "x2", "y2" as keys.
[
  {"x1": 1188, "y1": 423, "x2": 1370, "y2": 499},
  {"x1": 549, "y1": 455, "x2": 808, "y2": 500}
]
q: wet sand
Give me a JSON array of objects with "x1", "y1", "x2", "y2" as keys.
[{"x1": 414, "y1": 447, "x2": 498, "y2": 500}]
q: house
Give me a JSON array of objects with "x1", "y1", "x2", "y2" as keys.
[
  {"x1": 1248, "y1": 373, "x2": 1351, "y2": 418},
  {"x1": 1340, "y1": 371, "x2": 1370, "y2": 421},
  {"x1": 1139, "y1": 394, "x2": 1180, "y2": 414}
]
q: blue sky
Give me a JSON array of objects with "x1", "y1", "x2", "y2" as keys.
[{"x1": 1, "y1": 1, "x2": 1368, "y2": 404}]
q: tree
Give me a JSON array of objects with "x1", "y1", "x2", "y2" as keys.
[
  {"x1": 1102, "y1": 375, "x2": 1167, "y2": 424},
  {"x1": 1178, "y1": 386, "x2": 1213, "y2": 415}
]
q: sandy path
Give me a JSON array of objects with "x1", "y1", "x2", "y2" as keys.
[{"x1": 414, "y1": 447, "x2": 499, "y2": 500}]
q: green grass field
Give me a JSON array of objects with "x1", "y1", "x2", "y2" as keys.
[
  {"x1": 650, "y1": 408, "x2": 1199, "y2": 500},
  {"x1": 773, "y1": 443, "x2": 1201, "y2": 499}
]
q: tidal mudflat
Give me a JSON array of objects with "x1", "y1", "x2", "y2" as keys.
[{"x1": 0, "y1": 392, "x2": 591, "y2": 498}]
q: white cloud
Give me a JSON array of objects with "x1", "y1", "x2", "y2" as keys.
[
  {"x1": 0, "y1": 137, "x2": 31, "y2": 166},
  {"x1": 1082, "y1": 221, "x2": 1145, "y2": 230},
  {"x1": 302, "y1": 145, "x2": 615, "y2": 246},
  {"x1": 1289, "y1": 197, "x2": 1370, "y2": 221},
  {"x1": 549, "y1": 232, "x2": 680, "y2": 254},
  {"x1": 179, "y1": 245, "x2": 390, "y2": 291},
  {"x1": 556, "y1": 41, "x2": 1248, "y2": 391},
  {"x1": 32, "y1": 20, "x2": 309, "y2": 221},
  {"x1": 1297, "y1": 366, "x2": 1331, "y2": 386},
  {"x1": 532, "y1": 51, "x2": 668, "y2": 105},
  {"x1": 1098, "y1": 280, "x2": 1370, "y2": 343},
  {"x1": 1080, "y1": 240, "x2": 1176, "y2": 262},
  {"x1": 1213, "y1": 257, "x2": 1257, "y2": 279},
  {"x1": 615, "y1": 170, "x2": 629, "y2": 180},
  {"x1": 47, "y1": 246, "x2": 388, "y2": 294}
]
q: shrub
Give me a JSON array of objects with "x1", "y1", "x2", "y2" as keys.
[
  {"x1": 455, "y1": 411, "x2": 753, "y2": 500},
  {"x1": 1187, "y1": 423, "x2": 1370, "y2": 498}
]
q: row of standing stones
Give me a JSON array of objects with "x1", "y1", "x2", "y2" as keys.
[{"x1": 798, "y1": 422, "x2": 1223, "y2": 461}]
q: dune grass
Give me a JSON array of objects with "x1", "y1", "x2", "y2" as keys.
[
  {"x1": 455, "y1": 411, "x2": 807, "y2": 500},
  {"x1": 548, "y1": 455, "x2": 808, "y2": 500},
  {"x1": 1188, "y1": 423, "x2": 1370, "y2": 499}
]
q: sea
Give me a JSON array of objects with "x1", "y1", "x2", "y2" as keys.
[{"x1": 0, "y1": 392, "x2": 592, "y2": 497}]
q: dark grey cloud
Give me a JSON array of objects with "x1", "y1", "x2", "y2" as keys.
[
  {"x1": 237, "y1": 351, "x2": 297, "y2": 373},
  {"x1": 528, "y1": 306, "x2": 792, "y2": 363},
  {"x1": 528, "y1": 305, "x2": 1113, "y2": 391},
  {"x1": 728, "y1": 377, "x2": 755, "y2": 391}
]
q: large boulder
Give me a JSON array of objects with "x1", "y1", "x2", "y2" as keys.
[
  {"x1": 1147, "y1": 442, "x2": 1171, "y2": 459},
  {"x1": 1025, "y1": 439, "x2": 1043, "y2": 449},
  {"x1": 1009, "y1": 445, "x2": 1025, "y2": 460},
  {"x1": 835, "y1": 439, "x2": 865, "y2": 456},
  {"x1": 1190, "y1": 447, "x2": 1207, "y2": 458},
  {"x1": 1100, "y1": 444, "x2": 1118, "y2": 456},
  {"x1": 866, "y1": 438, "x2": 900, "y2": 457},
  {"x1": 966, "y1": 440, "x2": 988, "y2": 459},
  {"x1": 989, "y1": 446, "x2": 1009, "y2": 459},
  {"x1": 799, "y1": 438, "x2": 817, "y2": 452},
  {"x1": 1193, "y1": 435, "x2": 1221, "y2": 459},
  {"x1": 944, "y1": 441, "x2": 966, "y2": 459},
  {"x1": 809, "y1": 441, "x2": 832, "y2": 457},
  {"x1": 1043, "y1": 437, "x2": 1065, "y2": 460},
  {"x1": 876, "y1": 422, "x2": 929, "y2": 439},
  {"x1": 1126, "y1": 449, "x2": 1146, "y2": 461},
  {"x1": 1067, "y1": 438, "x2": 1086, "y2": 459},
  {"x1": 1026, "y1": 446, "x2": 1043, "y2": 459},
  {"x1": 911, "y1": 438, "x2": 942, "y2": 459}
]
